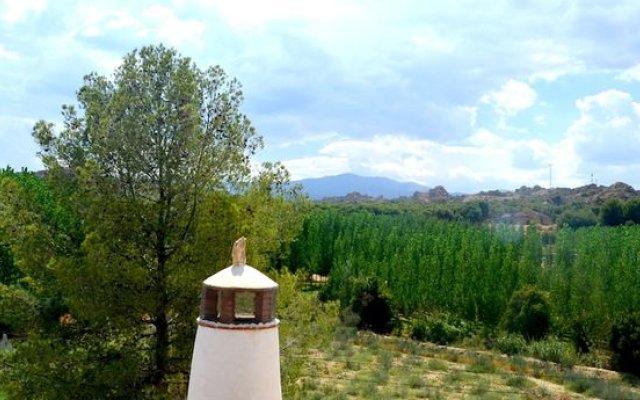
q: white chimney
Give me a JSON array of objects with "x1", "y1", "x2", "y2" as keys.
[{"x1": 188, "y1": 237, "x2": 282, "y2": 400}]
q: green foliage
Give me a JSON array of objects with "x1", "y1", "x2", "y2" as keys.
[
  {"x1": 501, "y1": 286, "x2": 551, "y2": 340},
  {"x1": 494, "y1": 333, "x2": 527, "y2": 355},
  {"x1": 0, "y1": 244, "x2": 18, "y2": 285},
  {"x1": 557, "y1": 208, "x2": 597, "y2": 228},
  {"x1": 596, "y1": 198, "x2": 640, "y2": 227},
  {"x1": 350, "y1": 278, "x2": 394, "y2": 334},
  {"x1": 609, "y1": 313, "x2": 640, "y2": 376},
  {"x1": 0, "y1": 45, "x2": 306, "y2": 398},
  {"x1": 601, "y1": 199, "x2": 626, "y2": 226},
  {"x1": 624, "y1": 199, "x2": 640, "y2": 225},
  {"x1": 567, "y1": 315, "x2": 595, "y2": 354},
  {"x1": 1, "y1": 333, "x2": 148, "y2": 400},
  {"x1": 410, "y1": 313, "x2": 474, "y2": 345},
  {"x1": 528, "y1": 337, "x2": 576, "y2": 367},
  {"x1": 292, "y1": 208, "x2": 526, "y2": 324},
  {"x1": 467, "y1": 355, "x2": 496, "y2": 374},
  {"x1": 0, "y1": 284, "x2": 37, "y2": 335},
  {"x1": 276, "y1": 269, "x2": 339, "y2": 398},
  {"x1": 293, "y1": 206, "x2": 640, "y2": 355},
  {"x1": 0, "y1": 168, "x2": 76, "y2": 237},
  {"x1": 459, "y1": 201, "x2": 490, "y2": 223}
]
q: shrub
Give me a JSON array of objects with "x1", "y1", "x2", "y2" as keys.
[
  {"x1": 275, "y1": 270, "x2": 340, "y2": 397},
  {"x1": 410, "y1": 318, "x2": 429, "y2": 341},
  {"x1": 568, "y1": 316, "x2": 594, "y2": 354},
  {"x1": 494, "y1": 333, "x2": 527, "y2": 355},
  {"x1": 410, "y1": 313, "x2": 473, "y2": 345},
  {"x1": 425, "y1": 317, "x2": 462, "y2": 345},
  {"x1": 501, "y1": 286, "x2": 551, "y2": 341},
  {"x1": 601, "y1": 199, "x2": 625, "y2": 226},
  {"x1": 529, "y1": 337, "x2": 576, "y2": 367},
  {"x1": 609, "y1": 313, "x2": 640, "y2": 376},
  {"x1": 557, "y1": 209, "x2": 597, "y2": 229},
  {"x1": 0, "y1": 284, "x2": 37, "y2": 335},
  {"x1": 350, "y1": 278, "x2": 394, "y2": 334}
]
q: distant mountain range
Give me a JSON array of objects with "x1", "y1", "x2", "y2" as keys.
[{"x1": 294, "y1": 173, "x2": 430, "y2": 200}]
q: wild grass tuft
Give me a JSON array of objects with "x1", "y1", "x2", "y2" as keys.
[
  {"x1": 529, "y1": 337, "x2": 577, "y2": 367},
  {"x1": 505, "y1": 374, "x2": 531, "y2": 388},
  {"x1": 467, "y1": 355, "x2": 497, "y2": 374},
  {"x1": 427, "y1": 358, "x2": 448, "y2": 371}
]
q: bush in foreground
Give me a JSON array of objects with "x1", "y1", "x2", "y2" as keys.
[
  {"x1": 494, "y1": 333, "x2": 528, "y2": 355},
  {"x1": 350, "y1": 278, "x2": 394, "y2": 334},
  {"x1": 610, "y1": 312, "x2": 640, "y2": 376},
  {"x1": 410, "y1": 313, "x2": 474, "y2": 345},
  {"x1": 501, "y1": 286, "x2": 551, "y2": 341}
]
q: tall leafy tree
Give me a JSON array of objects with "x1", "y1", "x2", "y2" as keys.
[{"x1": 2, "y1": 45, "x2": 270, "y2": 397}]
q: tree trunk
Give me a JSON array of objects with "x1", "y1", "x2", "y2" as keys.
[
  {"x1": 154, "y1": 302, "x2": 169, "y2": 388},
  {"x1": 153, "y1": 239, "x2": 170, "y2": 389}
]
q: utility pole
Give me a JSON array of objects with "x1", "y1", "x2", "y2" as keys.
[{"x1": 548, "y1": 164, "x2": 552, "y2": 189}]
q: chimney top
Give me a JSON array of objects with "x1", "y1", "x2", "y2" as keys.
[
  {"x1": 203, "y1": 264, "x2": 278, "y2": 290},
  {"x1": 203, "y1": 237, "x2": 277, "y2": 290}
]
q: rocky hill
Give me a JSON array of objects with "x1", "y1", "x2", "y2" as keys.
[{"x1": 462, "y1": 182, "x2": 639, "y2": 205}]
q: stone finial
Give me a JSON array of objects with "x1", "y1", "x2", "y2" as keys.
[{"x1": 232, "y1": 237, "x2": 247, "y2": 266}]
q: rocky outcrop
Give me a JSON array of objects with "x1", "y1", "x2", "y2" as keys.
[
  {"x1": 412, "y1": 185, "x2": 450, "y2": 203},
  {"x1": 595, "y1": 182, "x2": 638, "y2": 202}
]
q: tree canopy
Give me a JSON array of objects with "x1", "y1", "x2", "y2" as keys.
[{"x1": 0, "y1": 44, "x2": 307, "y2": 399}]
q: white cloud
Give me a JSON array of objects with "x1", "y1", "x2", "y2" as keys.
[
  {"x1": 141, "y1": 6, "x2": 206, "y2": 47},
  {"x1": 69, "y1": 4, "x2": 204, "y2": 48},
  {"x1": 387, "y1": 88, "x2": 640, "y2": 190},
  {"x1": 411, "y1": 29, "x2": 455, "y2": 53},
  {"x1": 210, "y1": 0, "x2": 357, "y2": 30},
  {"x1": 1, "y1": 0, "x2": 46, "y2": 24},
  {"x1": 617, "y1": 64, "x2": 640, "y2": 81},
  {"x1": 481, "y1": 80, "x2": 537, "y2": 116},
  {"x1": 525, "y1": 40, "x2": 585, "y2": 82},
  {"x1": 449, "y1": 166, "x2": 484, "y2": 182},
  {"x1": 78, "y1": 8, "x2": 141, "y2": 38},
  {"x1": 0, "y1": 44, "x2": 19, "y2": 60},
  {"x1": 282, "y1": 132, "x2": 575, "y2": 192},
  {"x1": 282, "y1": 156, "x2": 350, "y2": 180},
  {"x1": 0, "y1": 115, "x2": 41, "y2": 170},
  {"x1": 277, "y1": 131, "x2": 342, "y2": 148},
  {"x1": 566, "y1": 90, "x2": 640, "y2": 166},
  {"x1": 575, "y1": 89, "x2": 635, "y2": 114},
  {"x1": 4, "y1": 0, "x2": 640, "y2": 192}
]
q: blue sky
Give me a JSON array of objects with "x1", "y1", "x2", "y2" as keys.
[{"x1": 2, "y1": 0, "x2": 640, "y2": 192}]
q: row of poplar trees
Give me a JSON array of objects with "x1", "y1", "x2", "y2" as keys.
[
  {"x1": 0, "y1": 45, "x2": 306, "y2": 399},
  {"x1": 291, "y1": 208, "x2": 640, "y2": 344}
]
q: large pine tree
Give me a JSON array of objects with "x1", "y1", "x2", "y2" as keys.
[{"x1": 0, "y1": 45, "x2": 304, "y2": 399}]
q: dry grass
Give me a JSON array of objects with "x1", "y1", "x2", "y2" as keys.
[{"x1": 289, "y1": 329, "x2": 640, "y2": 399}]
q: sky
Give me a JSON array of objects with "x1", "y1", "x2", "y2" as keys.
[{"x1": 1, "y1": 0, "x2": 640, "y2": 193}]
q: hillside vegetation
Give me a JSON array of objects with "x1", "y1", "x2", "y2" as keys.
[{"x1": 290, "y1": 206, "x2": 640, "y2": 373}]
